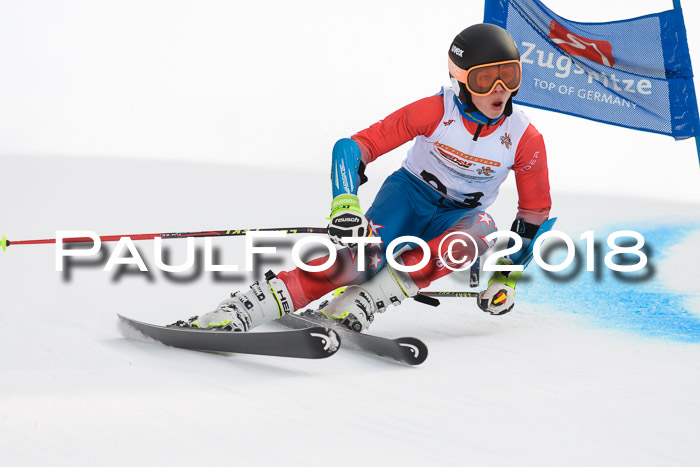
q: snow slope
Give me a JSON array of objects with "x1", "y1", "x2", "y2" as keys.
[{"x1": 1, "y1": 156, "x2": 699, "y2": 467}]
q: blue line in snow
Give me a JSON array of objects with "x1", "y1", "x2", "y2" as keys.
[{"x1": 521, "y1": 224, "x2": 700, "y2": 343}]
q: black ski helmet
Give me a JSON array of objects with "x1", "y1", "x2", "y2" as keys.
[{"x1": 448, "y1": 23, "x2": 521, "y2": 115}]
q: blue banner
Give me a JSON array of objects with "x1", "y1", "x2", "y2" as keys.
[{"x1": 484, "y1": 0, "x2": 699, "y2": 140}]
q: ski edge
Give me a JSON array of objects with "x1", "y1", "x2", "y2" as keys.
[{"x1": 118, "y1": 314, "x2": 341, "y2": 359}]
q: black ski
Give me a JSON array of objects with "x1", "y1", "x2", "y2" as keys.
[
  {"x1": 118, "y1": 314, "x2": 340, "y2": 359},
  {"x1": 277, "y1": 314, "x2": 428, "y2": 365}
]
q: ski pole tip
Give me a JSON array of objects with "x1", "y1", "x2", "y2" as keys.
[{"x1": 1, "y1": 235, "x2": 6, "y2": 252}]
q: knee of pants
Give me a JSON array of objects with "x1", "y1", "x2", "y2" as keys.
[
  {"x1": 446, "y1": 211, "x2": 499, "y2": 259},
  {"x1": 401, "y1": 211, "x2": 498, "y2": 273}
]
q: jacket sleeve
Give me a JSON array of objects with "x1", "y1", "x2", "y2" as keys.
[
  {"x1": 511, "y1": 123, "x2": 551, "y2": 226},
  {"x1": 350, "y1": 95, "x2": 445, "y2": 165}
]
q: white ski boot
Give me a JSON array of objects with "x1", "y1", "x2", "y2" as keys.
[
  {"x1": 304, "y1": 262, "x2": 419, "y2": 332},
  {"x1": 177, "y1": 272, "x2": 295, "y2": 332}
]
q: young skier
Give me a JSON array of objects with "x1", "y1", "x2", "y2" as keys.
[{"x1": 181, "y1": 23, "x2": 551, "y2": 332}]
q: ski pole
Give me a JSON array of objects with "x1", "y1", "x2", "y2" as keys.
[
  {"x1": 418, "y1": 291, "x2": 480, "y2": 298},
  {"x1": 0, "y1": 227, "x2": 328, "y2": 252},
  {"x1": 413, "y1": 291, "x2": 481, "y2": 307}
]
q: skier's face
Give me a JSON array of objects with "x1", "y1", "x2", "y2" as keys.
[{"x1": 471, "y1": 83, "x2": 510, "y2": 119}]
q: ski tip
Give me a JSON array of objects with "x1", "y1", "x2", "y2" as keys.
[
  {"x1": 117, "y1": 314, "x2": 138, "y2": 329},
  {"x1": 397, "y1": 337, "x2": 429, "y2": 365},
  {"x1": 1, "y1": 235, "x2": 6, "y2": 252}
]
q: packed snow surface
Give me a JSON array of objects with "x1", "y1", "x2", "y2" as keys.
[{"x1": 2, "y1": 157, "x2": 699, "y2": 467}]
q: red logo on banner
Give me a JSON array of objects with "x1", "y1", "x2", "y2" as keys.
[{"x1": 549, "y1": 20, "x2": 615, "y2": 67}]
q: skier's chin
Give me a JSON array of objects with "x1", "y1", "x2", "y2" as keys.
[{"x1": 481, "y1": 102, "x2": 505, "y2": 119}]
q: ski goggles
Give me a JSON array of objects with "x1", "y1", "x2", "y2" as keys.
[{"x1": 448, "y1": 57, "x2": 522, "y2": 96}]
